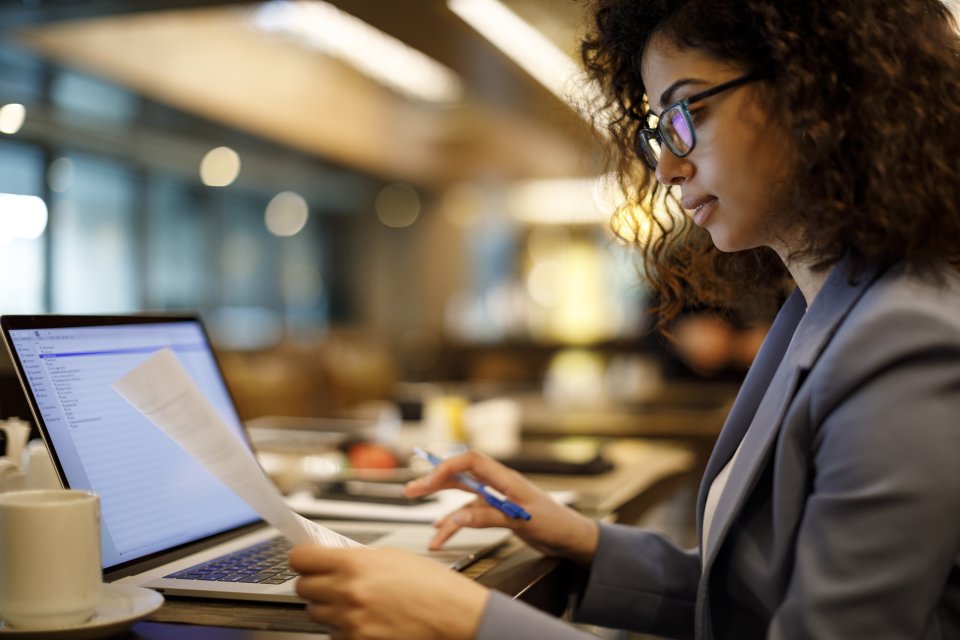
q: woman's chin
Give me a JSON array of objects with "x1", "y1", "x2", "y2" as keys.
[{"x1": 706, "y1": 230, "x2": 737, "y2": 253}]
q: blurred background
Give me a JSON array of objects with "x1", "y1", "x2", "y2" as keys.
[{"x1": 0, "y1": 0, "x2": 762, "y2": 425}]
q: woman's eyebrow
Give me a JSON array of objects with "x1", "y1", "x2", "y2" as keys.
[{"x1": 658, "y1": 78, "x2": 706, "y2": 109}]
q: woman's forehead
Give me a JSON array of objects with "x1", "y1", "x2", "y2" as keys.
[{"x1": 641, "y1": 37, "x2": 744, "y2": 107}]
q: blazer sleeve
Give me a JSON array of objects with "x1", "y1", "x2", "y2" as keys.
[
  {"x1": 573, "y1": 523, "x2": 700, "y2": 639},
  {"x1": 475, "y1": 523, "x2": 701, "y2": 640},
  {"x1": 769, "y1": 300, "x2": 960, "y2": 638},
  {"x1": 475, "y1": 591, "x2": 602, "y2": 640}
]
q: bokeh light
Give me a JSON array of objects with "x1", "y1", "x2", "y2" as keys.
[
  {"x1": 200, "y1": 146, "x2": 241, "y2": 187},
  {"x1": 0, "y1": 194, "x2": 48, "y2": 242},
  {"x1": 375, "y1": 183, "x2": 421, "y2": 228},
  {"x1": 265, "y1": 191, "x2": 309, "y2": 237},
  {"x1": 0, "y1": 104, "x2": 26, "y2": 135},
  {"x1": 47, "y1": 157, "x2": 74, "y2": 193}
]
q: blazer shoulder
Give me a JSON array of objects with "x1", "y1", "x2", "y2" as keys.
[
  {"x1": 839, "y1": 263, "x2": 960, "y2": 341},
  {"x1": 809, "y1": 263, "x2": 960, "y2": 411}
]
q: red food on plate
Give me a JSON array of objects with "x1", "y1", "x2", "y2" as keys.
[{"x1": 346, "y1": 443, "x2": 398, "y2": 469}]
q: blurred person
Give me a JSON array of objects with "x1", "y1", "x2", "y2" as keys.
[
  {"x1": 668, "y1": 313, "x2": 770, "y2": 378},
  {"x1": 289, "y1": 1, "x2": 960, "y2": 638}
]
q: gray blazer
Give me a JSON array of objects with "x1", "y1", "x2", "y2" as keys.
[{"x1": 476, "y1": 259, "x2": 960, "y2": 639}]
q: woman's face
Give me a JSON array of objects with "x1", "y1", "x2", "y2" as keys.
[{"x1": 641, "y1": 36, "x2": 797, "y2": 255}]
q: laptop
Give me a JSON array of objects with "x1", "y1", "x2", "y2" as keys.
[{"x1": 0, "y1": 314, "x2": 510, "y2": 603}]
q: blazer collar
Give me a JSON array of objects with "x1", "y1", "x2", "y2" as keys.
[{"x1": 694, "y1": 257, "x2": 886, "y2": 637}]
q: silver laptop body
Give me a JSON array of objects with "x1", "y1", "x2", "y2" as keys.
[{"x1": 0, "y1": 314, "x2": 508, "y2": 603}]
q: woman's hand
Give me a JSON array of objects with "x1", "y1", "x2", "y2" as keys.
[
  {"x1": 290, "y1": 545, "x2": 488, "y2": 640},
  {"x1": 404, "y1": 450, "x2": 599, "y2": 566}
]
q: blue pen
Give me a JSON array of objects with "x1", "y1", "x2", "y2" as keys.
[{"x1": 413, "y1": 447, "x2": 532, "y2": 521}]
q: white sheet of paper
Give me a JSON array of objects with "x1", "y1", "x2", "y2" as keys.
[
  {"x1": 112, "y1": 348, "x2": 361, "y2": 548},
  {"x1": 284, "y1": 488, "x2": 577, "y2": 523}
]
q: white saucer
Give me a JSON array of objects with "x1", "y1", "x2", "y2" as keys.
[{"x1": 0, "y1": 584, "x2": 164, "y2": 639}]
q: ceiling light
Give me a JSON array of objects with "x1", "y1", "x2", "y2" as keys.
[
  {"x1": 448, "y1": 0, "x2": 600, "y2": 121},
  {"x1": 265, "y1": 191, "x2": 309, "y2": 237},
  {"x1": 200, "y1": 146, "x2": 241, "y2": 187},
  {"x1": 0, "y1": 103, "x2": 26, "y2": 135},
  {"x1": 252, "y1": 1, "x2": 464, "y2": 104}
]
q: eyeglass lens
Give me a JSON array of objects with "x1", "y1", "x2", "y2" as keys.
[
  {"x1": 662, "y1": 107, "x2": 693, "y2": 154},
  {"x1": 640, "y1": 106, "x2": 694, "y2": 169}
]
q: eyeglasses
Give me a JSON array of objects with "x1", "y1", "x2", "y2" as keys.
[{"x1": 638, "y1": 74, "x2": 759, "y2": 169}]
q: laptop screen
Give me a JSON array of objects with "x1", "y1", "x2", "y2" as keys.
[{"x1": 5, "y1": 319, "x2": 260, "y2": 570}]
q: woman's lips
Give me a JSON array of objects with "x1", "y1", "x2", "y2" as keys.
[{"x1": 687, "y1": 197, "x2": 718, "y2": 226}]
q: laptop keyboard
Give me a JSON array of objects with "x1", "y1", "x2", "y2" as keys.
[{"x1": 165, "y1": 531, "x2": 386, "y2": 584}]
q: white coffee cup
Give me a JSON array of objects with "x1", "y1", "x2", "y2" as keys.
[{"x1": 0, "y1": 489, "x2": 101, "y2": 629}]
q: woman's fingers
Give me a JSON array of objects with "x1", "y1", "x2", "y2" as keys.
[
  {"x1": 405, "y1": 450, "x2": 529, "y2": 499},
  {"x1": 429, "y1": 501, "x2": 514, "y2": 549},
  {"x1": 295, "y1": 573, "x2": 348, "y2": 604},
  {"x1": 289, "y1": 544, "x2": 342, "y2": 575}
]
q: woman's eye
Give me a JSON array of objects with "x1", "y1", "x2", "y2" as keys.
[{"x1": 688, "y1": 108, "x2": 705, "y2": 122}]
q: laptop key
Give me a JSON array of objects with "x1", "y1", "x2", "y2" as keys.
[
  {"x1": 221, "y1": 573, "x2": 255, "y2": 582},
  {"x1": 196, "y1": 572, "x2": 233, "y2": 581},
  {"x1": 238, "y1": 571, "x2": 282, "y2": 583},
  {"x1": 164, "y1": 537, "x2": 297, "y2": 582}
]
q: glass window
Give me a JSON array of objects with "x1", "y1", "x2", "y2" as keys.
[
  {"x1": 50, "y1": 151, "x2": 138, "y2": 312},
  {"x1": 280, "y1": 218, "x2": 328, "y2": 333},
  {"x1": 0, "y1": 140, "x2": 46, "y2": 313},
  {"x1": 208, "y1": 193, "x2": 284, "y2": 349},
  {"x1": 50, "y1": 69, "x2": 139, "y2": 123},
  {"x1": 145, "y1": 176, "x2": 213, "y2": 311},
  {"x1": 219, "y1": 194, "x2": 279, "y2": 308},
  {"x1": 0, "y1": 43, "x2": 45, "y2": 104}
]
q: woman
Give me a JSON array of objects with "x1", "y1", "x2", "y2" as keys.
[{"x1": 289, "y1": 0, "x2": 960, "y2": 637}]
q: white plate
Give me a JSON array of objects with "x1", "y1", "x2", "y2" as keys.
[{"x1": 0, "y1": 584, "x2": 164, "y2": 639}]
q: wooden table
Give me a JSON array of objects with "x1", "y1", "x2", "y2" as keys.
[{"x1": 124, "y1": 440, "x2": 695, "y2": 637}]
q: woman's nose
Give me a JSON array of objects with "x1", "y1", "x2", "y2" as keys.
[{"x1": 654, "y1": 149, "x2": 693, "y2": 186}]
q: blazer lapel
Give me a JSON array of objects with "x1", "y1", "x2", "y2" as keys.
[
  {"x1": 695, "y1": 289, "x2": 807, "y2": 546},
  {"x1": 694, "y1": 257, "x2": 887, "y2": 639}
]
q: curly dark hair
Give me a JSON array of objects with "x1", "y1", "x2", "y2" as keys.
[{"x1": 581, "y1": 0, "x2": 960, "y2": 329}]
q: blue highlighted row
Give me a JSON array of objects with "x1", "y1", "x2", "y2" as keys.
[{"x1": 38, "y1": 344, "x2": 208, "y2": 359}]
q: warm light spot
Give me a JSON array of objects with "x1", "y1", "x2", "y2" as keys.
[
  {"x1": 375, "y1": 183, "x2": 421, "y2": 228},
  {"x1": 447, "y1": 0, "x2": 602, "y2": 127},
  {"x1": 265, "y1": 191, "x2": 309, "y2": 237},
  {"x1": 252, "y1": 1, "x2": 463, "y2": 103},
  {"x1": 609, "y1": 200, "x2": 678, "y2": 246},
  {"x1": 526, "y1": 260, "x2": 562, "y2": 307},
  {"x1": 508, "y1": 178, "x2": 607, "y2": 225},
  {"x1": 542, "y1": 349, "x2": 607, "y2": 407},
  {"x1": 200, "y1": 147, "x2": 241, "y2": 187},
  {"x1": 0, "y1": 104, "x2": 26, "y2": 135},
  {"x1": 592, "y1": 173, "x2": 622, "y2": 215}
]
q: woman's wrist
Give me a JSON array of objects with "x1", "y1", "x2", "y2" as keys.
[{"x1": 562, "y1": 515, "x2": 600, "y2": 566}]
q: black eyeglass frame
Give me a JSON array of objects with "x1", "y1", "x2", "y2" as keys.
[{"x1": 638, "y1": 73, "x2": 759, "y2": 169}]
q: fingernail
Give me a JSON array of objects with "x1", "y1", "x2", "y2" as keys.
[{"x1": 452, "y1": 513, "x2": 470, "y2": 526}]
